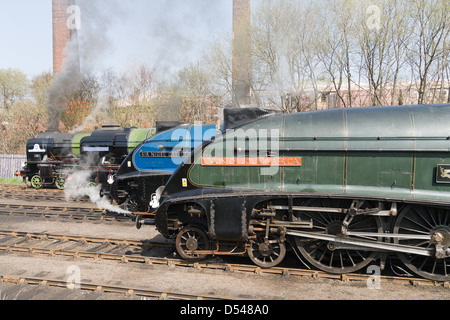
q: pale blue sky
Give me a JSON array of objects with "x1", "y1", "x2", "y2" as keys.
[
  {"x1": 0, "y1": 1, "x2": 53, "y2": 76},
  {"x1": 0, "y1": 0, "x2": 233, "y2": 79}
]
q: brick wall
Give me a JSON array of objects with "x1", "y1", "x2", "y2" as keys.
[{"x1": 52, "y1": 0, "x2": 77, "y2": 74}]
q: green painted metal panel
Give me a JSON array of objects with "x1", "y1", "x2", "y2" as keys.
[
  {"x1": 128, "y1": 128, "x2": 156, "y2": 153},
  {"x1": 282, "y1": 104, "x2": 450, "y2": 151},
  {"x1": 72, "y1": 133, "x2": 91, "y2": 157},
  {"x1": 189, "y1": 104, "x2": 450, "y2": 203},
  {"x1": 282, "y1": 151, "x2": 345, "y2": 193},
  {"x1": 413, "y1": 153, "x2": 450, "y2": 200},
  {"x1": 189, "y1": 116, "x2": 283, "y2": 190},
  {"x1": 346, "y1": 152, "x2": 413, "y2": 196}
]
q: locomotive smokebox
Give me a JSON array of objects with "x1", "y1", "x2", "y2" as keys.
[{"x1": 27, "y1": 132, "x2": 76, "y2": 162}]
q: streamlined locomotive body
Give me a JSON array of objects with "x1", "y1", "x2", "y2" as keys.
[
  {"x1": 139, "y1": 104, "x2": 450, "y2": 281},
  {"x1": 110, "y1": 123, "x2": 219, "y2": 212}
]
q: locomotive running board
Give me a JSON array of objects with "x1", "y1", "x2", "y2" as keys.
[{"x1": 286, "y1": 230, "x2": 433, "y2": 257}]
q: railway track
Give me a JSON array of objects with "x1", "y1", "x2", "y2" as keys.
[
  {"x1": 1, "y1": 185, "x2": 448, "y2": 301},
  {"x1": 0, "y1": 185, "x2": 80, "y2": 202},
  {"x1": 0, "y1": 202, "x2": 131, "y2": 223},
  {"x1": 0, "y1": 275, "x2": 230, "y2": 300},
  {"x1": 0, "y1": 190, "x2": 89, "y2": 203},
  {"x1": 0, "y1": 230, "x2": 448, "y2": 289}
]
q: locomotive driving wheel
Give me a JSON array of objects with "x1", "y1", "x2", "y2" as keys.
[
  {"x1": 175, "y1": 226, "x2": 210, "y2": 262},
  {"x1": 30, "y1": 175, "x2": 43, "y2": 189},
  {"x1": 393, "y1": 205, "x2": 450, "y2": 282},
  {"x1": 293, "y1": 199, "x2": 382, "y2": 274},
  {"x1": 54, "y1": 178, "x2": 65, "y2": 190},
  {"x1": 248, "y1": 233, "x2": 286, "y2": 268}
]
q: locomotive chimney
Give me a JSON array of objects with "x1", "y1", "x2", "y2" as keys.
[
  {"x1": 232, "y1": 0, "x2": 252, "y2": 107},
  {"x1": 52, "y1": 0, "x2": 79, "y2": 74}
]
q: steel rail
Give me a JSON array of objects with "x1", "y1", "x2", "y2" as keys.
[
  {"x1": 0, "y1": 230, "x2": 448, "y2": 288},
  {"x1": 0, "y1": 204, "x2": 131, "y2": 223},
  {"x1": 0, "y1": 191, "x2": 89, "y2": 203},
  {"x1": 0, "y1": 275, "x2": 229, "y2": 300},
  {"x1": 0, "y1": 230, "x2": 170, "y2": 248}
]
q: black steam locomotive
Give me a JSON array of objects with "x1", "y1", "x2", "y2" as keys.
[
  {"x1": 20, "y1": 131, "x2": 90, "y2": 189},
  {"x1": 19, "y1": 125, "x2": 155, "y2": 190}
]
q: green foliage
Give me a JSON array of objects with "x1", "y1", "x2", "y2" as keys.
[{"x1": 0, "y1": 178, "x2": 22, "y2": 184}]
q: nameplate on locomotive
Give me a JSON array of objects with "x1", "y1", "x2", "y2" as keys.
[
  {"x1": 140, "y1": 150, "x2": 189, "y2": 158},
  {"x1": 201, "y1": 157, "x2": 302, "y2": 167},
  {"x1": 83, "y1": 147, "x2": 109, "y2": 152},
  {"x1": 436, "y1": 164, "x2": 450, "y2": 184}
]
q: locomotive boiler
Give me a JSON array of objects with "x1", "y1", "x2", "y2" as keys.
[
  {"x1": 136, "y1": 104, "x2": 450, "y2": 282},
  {"x1": 73, "y1": 125, "x2": 156, "y2": 193}
]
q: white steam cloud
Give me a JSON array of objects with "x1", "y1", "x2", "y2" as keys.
[{"x1": 64, "y1": 170, "x2": 131, "y2": 215}]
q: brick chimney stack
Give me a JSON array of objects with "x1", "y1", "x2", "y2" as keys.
[
  {"x1": 232, "y1": 0, "x2": 252, "y2": 107},
  {"x1": 52, "y1": 0, "x2": 78, "y2": 74}
]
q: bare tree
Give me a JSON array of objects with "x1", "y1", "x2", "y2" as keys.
[
  {"x1": 101, "y1": 64, "x2": 160, "y2": 128},
  {"x1": 355, "y1": 1, "x2": 412, "y2": 106},
  {"x1": 176, "y1": 62, "x2": 219, "y2": 123},
  {"x1": 388, "y1": 0, "x2": 414, "y2": 105},
  {"x1": 205, "y1": 38, "x2": 234, "y2": 105},
  {"x1": 407, "y1": 0, "x2": 449, "y2": 104},
  {"x1": 250, "y1": 0, "x2": 323, "y2": 112},
  {"x1": 315, "y1": 0, "x2": 358, "y2": 108},
  {"x1": 445, "y1": 40, "x2": 450, "y2": 103}
]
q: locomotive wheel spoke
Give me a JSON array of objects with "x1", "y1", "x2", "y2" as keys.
[
  {"x1": 175, "y1": 226, "x2": 209, "y2": 262},
  {"x1": 31, "y1": 175, "x2": 43, "y2": 189},
  {"x1": 293, "y1": 199, "x2": 381, "y2": 274},
  {"x1": 55, "y1": 178, "x2": 65, "y2": 190},
  {"x1": 248, "y1": 233, "x2": 286, "y2": 268},
  {"x1": 394, "y1": 205, "x2": 450, "y2": 281}
]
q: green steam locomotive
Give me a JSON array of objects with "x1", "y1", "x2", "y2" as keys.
[{"x1": 137, "y1": 104, "x2": 450, "y2": 281}]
